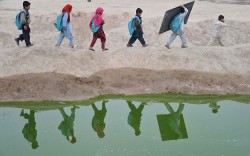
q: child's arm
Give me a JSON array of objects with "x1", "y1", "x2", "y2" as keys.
[
  {"x1": 180, "y1": 5, "x2": 189, "y2": 17},
  {"x1": 62, "y1": 12, "x2": 69, "y2": 30},
  {"x1": 27, "y1": 17, "x2": 31, "y2": 25},
  {"x1": 20, "y1": 13, "x2": 27, "y2": 25},
  {"x1": 221, "y1": 21, "x2": 227, "y2": 27},
  {"x1": 217, "y1": 21, "x2": 227, "y2": 28},
  {"x1": 134, "y1": 18, "x2": 141, "y2": 29}
]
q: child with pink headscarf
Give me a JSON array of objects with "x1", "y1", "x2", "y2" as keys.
[{"x1": 89, "y1": 7, "x2": 108, "y2": 51}]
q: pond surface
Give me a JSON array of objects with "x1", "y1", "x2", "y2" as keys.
[{"x1": 0, "y1": 100, "x2": 250, "y2": 156}]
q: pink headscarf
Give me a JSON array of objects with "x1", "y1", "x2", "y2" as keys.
[{"x1": 89, "y1": 7, "x2": 104, "y2": 28}]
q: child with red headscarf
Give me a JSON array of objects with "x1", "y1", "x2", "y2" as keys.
[
  {"x1": 55, "y1": 4, "x2": 76, "y2": 48},
  {"x1": 89, "y1": 7, "x2": 108, "y2": 51}
]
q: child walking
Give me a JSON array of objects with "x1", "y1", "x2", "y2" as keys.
[
  {"x1": 55, "y1": 4, "x2": 76, "y2": 48},
  {"x1": 165, "y1": 5, "x2": 189, "y2": 49},
  {"x1": 89, "y1": 7, "x2": 108, "y2": 51},
  {"x1": 127, "y1": 8, "x2": 148, "y2": 47},
  {"x1": 207, "y1": 15, "x2": 227, "y2": 46},
  {"x1": 15, "y1": 1, "x2": 33, "y2": 47}
]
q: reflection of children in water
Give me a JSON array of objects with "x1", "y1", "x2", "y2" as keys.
[
  {"x1": 164, "y1": 103, "x2": 184, "y2": 139},
  {"x1": 209, "y1": 102, "x2": 220, "y2": 113},
  {"x1": 20, "y1": 109, "x2": 39, "y2": 149},
  {"x1": 91, "y1": 101, "x2": 107, "y2": 138},
  {"x1": 58, "y1": 106, "x2": 79, "y2": 144},
  {"x1": 127, "y1": 101, "x2": 145, "y2": 136}
]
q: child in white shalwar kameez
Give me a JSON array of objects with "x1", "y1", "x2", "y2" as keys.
[
  {"x1": 165, "y1": 5, "x2": 189, "y2": 49},
  {"x1": 207, "y1": 15, "x2": 227, "y2": 46}
]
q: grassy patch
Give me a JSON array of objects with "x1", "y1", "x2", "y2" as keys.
[{"x1": 0, "y1": 93, "x2": 249, "y2": 111}]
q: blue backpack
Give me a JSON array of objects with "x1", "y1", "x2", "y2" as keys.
[
  {"x1": 91, "y1": 20, "x2": 101, "y2": 33},
  {"x1": 170, "y1": 14, "x2": 181, "y2": 33},
  {"x1": 128, "y1": 16, "x2": 140, "y2": 36},
  {"x1": 15, "y1": 10, "x2": 26, "y2": 30},
  {"x1": 54, "y1": 13, "x2": 64, "y2": 31}
]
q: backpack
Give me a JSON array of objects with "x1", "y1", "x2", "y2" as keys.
[
  {"x1": 91, "y1": 20, "x2": 101, "y2": 33},
  {"x1": 128, "y1": 16, "x2": 141, "y2": 36},
  {"x1": 170, "y1": 14, "x2": 181, "y2": 33},
  {"x1": 54, "y1": 13, "x2": 64, "y2": 31},
  {"x1": 15, "y1": 10, "x2": 26, "y2": 30}
]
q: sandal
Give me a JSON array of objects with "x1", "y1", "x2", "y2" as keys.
[
  {"x1": 89, "y1": 47, "x2": 95, "y2": 51},
  {"x1": 102, "y1": 48, "x2": 109, "y2": 51},
  {"x1": 71, "y1": 45, "x2": 77, "y2": 48}
]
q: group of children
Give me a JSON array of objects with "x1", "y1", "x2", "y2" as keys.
[
  {"x1": 55, "y1": 4, "x2": 109, "y2": 51},
  {"x1": 15, "y1": 1, "x2": 227, "y2": 49}
]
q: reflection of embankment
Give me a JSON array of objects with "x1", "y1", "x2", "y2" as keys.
[
  {"x1": 1, "y1": 68, "x2": 250, "y2": 101},
  {"x1": 0, "y1": 93, "x2": 249, "y2": 111}
]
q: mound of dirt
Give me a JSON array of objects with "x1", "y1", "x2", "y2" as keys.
[
  {"x1": 1, "y1": 0, "x2": 250, "y2": 101},
  {"x1": 1, "y1": 68, "x2": 250, "y2": 101}
]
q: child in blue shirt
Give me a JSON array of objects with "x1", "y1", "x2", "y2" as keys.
[{"x1": 55, "y1": 4, "x2": 76, "y2": 48}]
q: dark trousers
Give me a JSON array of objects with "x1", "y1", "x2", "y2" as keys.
[
  {"x1": 128, "y1": 29, "x2": 146, "y2": 45},
  {"x1": 90, "y1": 28, "x2": 106, "y2": 49},
  {"x1": 18, "y1": 25, "x2": 31, "y2": 46}
]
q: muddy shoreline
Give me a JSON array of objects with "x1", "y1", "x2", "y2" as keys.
[{"x1": 1, "y1": 68, "x2": 250, "y2": 101}]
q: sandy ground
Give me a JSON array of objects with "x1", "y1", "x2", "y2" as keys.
[{"x1": 0, "y1": 0, "x2": 250, "y2": 101}]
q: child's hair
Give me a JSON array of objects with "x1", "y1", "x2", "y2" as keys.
[
  {"x1": 23, "y1": 1, "x2": 31, "y2": 8},
  {"x1": 70, "y1": 136, "x2": 76, "y2": 144},
  {"x1": 180, "y1": 7, "x2": 185, "y2": 13},
  {"x1": 212, "y1": 109, "x2": 218, "y2": 113},
  {"x1": 218, "y1": 15, "x2": 224, "y2": 20},
  {"x1": 136, "y1": 8, "x2": 143, "y2": 14}
]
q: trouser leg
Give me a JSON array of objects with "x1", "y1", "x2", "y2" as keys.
[
  {"x1": 66, "y1": 31, "x2": 74, "y2": 47},
  {"x1": 128, "y1": 33, "x2": 137, "y2": 45},
  {"x1": 218, "y1": 36, "x2": 224, "y2": 46},
  {"x1": 56, "y1": 31, "x2": 65, "y2": 45},
  {"x1": 137, "y1": 30, "x2": 146, "y2": 45},
  {"x1": 179, "y1": 31, "x2": 188, "y2": 46},
  {"x1": 167, "y1": 33, "x2": 177, "y2": 45},
  {"x1": 90, "y1": 34, "x2": 98, "y2": 47},
  {"x1": 128, "y1": 102, "x2": 136, "y2": 111},
  {"x1": 22, "y1": 26, "x2": 31, "y2": 46},
  {"x1": 18, "y1": 34, "x2": 25, "y2": 42},
  {"x1": 207, "y1": 36, "x2": 216, "y2": 46},
  {"x1": 99, "y1": 29, "x2": 106, "y2": 49}
]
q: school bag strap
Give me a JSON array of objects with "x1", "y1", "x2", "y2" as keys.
[
  {"x1": 15, "y1": 10, "x2": 26, "y2": 30},
  {"x1": 128, "y1": 16, "x2": 141, "y2": 36},
  {"x1": 134, "y1": 16, "x2": 141, "y2": 24},
  {"x1": 91, "y1": 19, "x2": 101, "y2": 33}
]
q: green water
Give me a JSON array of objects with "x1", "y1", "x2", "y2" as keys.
[{"x1": 0, "y1": 98, "x2": 250, "y2": 156}]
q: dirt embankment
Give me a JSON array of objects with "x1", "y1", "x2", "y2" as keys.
[
  {"x1": 1, "y1": 68, "x2": 250, "y2": 101},
  {"x1": 1, "y1": 0, "x2": 250, "y2": 101}
]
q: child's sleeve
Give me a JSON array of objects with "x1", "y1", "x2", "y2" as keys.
[
  {"x1": 27, "y1": 18, "x2": 31, "y2": 25},
  {"x1": 180, "y1": 7, "x2": 189, "y2": 18},
  {"x1": 134, "y1": 18, "x2": 141, "y2": 29},
  {"x1": 62, "y1": 13, "x2": 69, "y2": 27},
  {"x1": 20, "y1": 13, "x2": 26, "y2": 24},
  {"x1": 221, "y1": 22, "x2": 227, "y2": 27}
]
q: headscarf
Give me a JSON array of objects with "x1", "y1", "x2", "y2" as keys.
[
  {"x1": 89, "y1": 7, "x2": 104, "y2": 28},
  {"x1": 62, "y1": 4, "x2": 72, "y2": 23}
]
